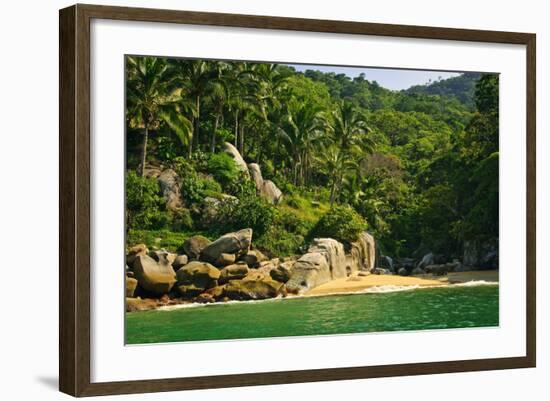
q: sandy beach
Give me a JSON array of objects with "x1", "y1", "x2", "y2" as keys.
[{"x1": 305, "y1": 270, "x2": 499, "y2": 296}]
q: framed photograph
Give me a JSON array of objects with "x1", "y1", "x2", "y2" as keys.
[{"x1": 59, "y1": 4, "x2": 536, "y2": 397}]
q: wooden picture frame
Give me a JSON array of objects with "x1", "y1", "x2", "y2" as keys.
[{"x1": 59, "y1": 3, "x2": 536, "y2": 397}]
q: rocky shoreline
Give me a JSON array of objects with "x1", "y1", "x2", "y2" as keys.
[{"x1": 126, "y1": 226, "x2": 497, "y2": 312}]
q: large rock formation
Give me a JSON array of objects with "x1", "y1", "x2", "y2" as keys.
[
  {"x1": 285, "y1": 238, "x2": 346, "y2": 294},
  {"x1": 349, "y1": 231, "x2": 376, "y2": 272},
  {"x1": 200, "y1": 228, "x2": 253, "y2": 264},
  {"x1": 176, "y1": 261, "x2": 220, "y2": 296},
  {"x1": 132, "y1": 254, "x2": 177, "y2": 295},
  {"x1": 158, "y1": 169, "x2": 183, "y2": 210},
  {"x1": 223, "y1": 142, "x2": 249, "y2": 177}
]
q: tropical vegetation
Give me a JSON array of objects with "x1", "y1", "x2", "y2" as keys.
[{"x1": 126, "y1": 56, "x2": 498, "y2": 260}]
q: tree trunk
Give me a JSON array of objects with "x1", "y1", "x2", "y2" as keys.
[
  {"x1": 239, "y1": 123, "x2": 245, "y2": 155},
  {"x1": 139, "y1": 126, "x2": 149, "y2": 177},
  {"x1": 329, "y1": 175, "x2": 337, "y2": 207},
  {"x1": 193, "y1": 95, "x2": 201, "y2": 153},
  {"x1": 211, "y1": 114, "x2": 220, "y2": 153},
  {"x1": 234, "y1": 110, "x2": 239, "y2": 148}
]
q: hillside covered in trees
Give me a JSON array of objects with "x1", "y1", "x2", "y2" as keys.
[{"x1": 125, "y1": 57, "x2": 498, "y2": 266}]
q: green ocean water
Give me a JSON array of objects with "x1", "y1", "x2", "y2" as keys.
[{"x1": 125, "y1": 284, "x2": 499, "y2": 344}]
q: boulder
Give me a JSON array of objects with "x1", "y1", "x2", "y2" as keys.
[
  {"x1": 240, "y1": 249, "x2": 267, "y2": 268},
  {"x1": 398, "y1": 267, "x2": 408, "y2": 276},
  {"x1": 195, "y1": 293, "x2": 216, "y2": 304},
  {"x1": 270, "y1": 261, "x2": 293, "y2": 283},
  {"x1": 180, "y1": 235, "x2": 211, "y2": 260},
  {"x1": 248, "y1": 163, "x2": 264, "y2": 192},
  {"x1": 149, "y1": 250, "x2": 176, "y2": 265},
  {"x1": 126, "y1": 243, "x2": 148, "y2": 266},
  {"x1": 203, "y1": 285, "x2": 227, "y2": 300},
  {"x1": 200, "y1": 228, "x2": 253, "y2": 264},
  {"x1": 425, "y1": 264, "x2": 451, "y2": 276},
  {"x1": 411, "y1": 267, "x2": 426, "y2": 275},
  {"x1": 349, "y1": 231, "x2": 376, "y2": 272},
  {"x1": 223, "y1": 142, "x2": 249, "y2": 177},
  {"x1": 143, "y1": 165, "x2": 162, "y2": 179},
  {"x1": 132, "y1": 255, "x2": 176, "y2": 295},
  {"x1": 213, "y1": 253, "x2": 236, "y2": 267},
  {"x1": 417, "y1": 252, "x2": 434, "y2": 270},
  {"x1": 223, "y1": 275, "x2": 283, "y2": 300},
  {"x1": 125, "y1": 277, "x2": 138, "y2": 298},
  {"x1": 402, "y1": 258, "x2": 415, "y2": 269},
  {"x1": 172, "y1": 254, "x2": 189, "y2": 270},
  {"x1": 260, "y1": 180, "x2": 283, "y2": 204},
  {"x1": 158, "y1": 169, "x2": 183, "y2": 210},
  {"x1": 378, "y1": 255, "x2": 394, "y2": 272},
  {"x1": 372, "y1": 267, "x2": 391, "y2": 275},
  {"x1": 219, "y1": 263, "x2": 250, "y2": 284},
  {"x1": 176, "y1": 261, "x2": 220, "y2": 297},
  {"x1": 285, "y1": 238, "x2": 346, "y2": 294},
  {"x1": 126, "y1": 297, "x2": 159, "y2": 312}
]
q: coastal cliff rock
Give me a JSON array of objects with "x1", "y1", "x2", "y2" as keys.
[
  {"x1": 285, "y1": 238, "x2": 346, "y2": 294},
  {"x1": 158, "y1": 169, "x2": 183, "y2": 210},
  {"x1": 200, "y1": 228, "x2": 252, "y2": 264},
  {"x1": 176, "y1": 261, "x2": 220, "y2": 296},
  {"x1": 132, "y1": 254, "x2": 177, "y2": 295},
  {"x1": 223, "y1": 142, "x2": 250, "y2": 177}
]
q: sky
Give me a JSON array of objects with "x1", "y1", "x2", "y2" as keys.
[{"x1": 286, "y1": 64, "x2": 461, "y2": 91}]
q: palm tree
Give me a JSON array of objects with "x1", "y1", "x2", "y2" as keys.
[
  {"x1": 207, "y1": 62, "x2": 230, "y2": 153},
  {"x1": 327, "y1": 100, "x2": 375, "y2": 198},
  {"x1": 330, "y1": 100, "x2": 374, "y2": 154},
  {"x1": 168, "y1": 59, "x2": 219, "y2": 155},
  {"x1": 317, "y1": 146, "x2": 359, "y2": 207},
  {"x1": 126, "y1": 56, "x2": 193, "y2": 176},
  {"x1": 278, "y1": 101, "x2": 327, "y2": 185}
]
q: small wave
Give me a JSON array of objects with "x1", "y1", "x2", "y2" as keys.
[
  {"x1": 452, "y1": 280, "x2": 499, "y2": 287},
  {"x1": 157, "y1": 296, "x2": 284, "y2": 311},
  {"x1": 358, "y1": 285, "x2": 423, "y2": 294}
]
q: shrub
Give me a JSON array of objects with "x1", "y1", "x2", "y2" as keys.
[
  {"x1": 126, "y1": 171, "x2": 170, "y2": 230},
  {"x1": 255, "y1": 225, "x2": 304, "y2": 258},
  {"x1": 308, "y1": 205, "x2": 367, "y2": 246},
  {"x1": 214, "y1": 194, "x2": 274, "y2": 237},
  {"x1": 205, "y1": 153, "x2": 240, "y2": 189},
  {"x1": 170, "y1": 208, "x2": 194, "y2": 231}
]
